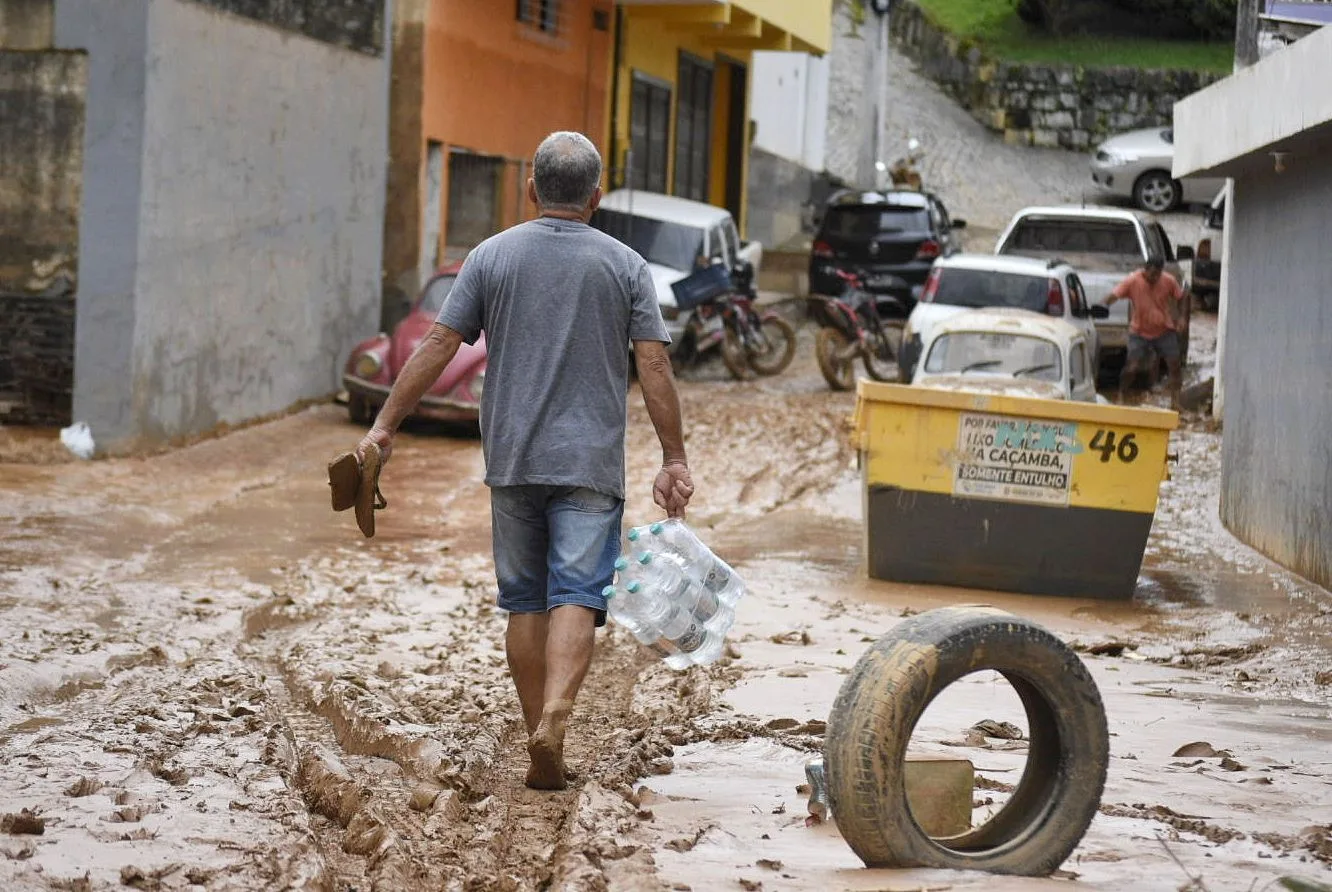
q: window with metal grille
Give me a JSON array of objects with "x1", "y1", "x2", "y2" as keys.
[
  {"x1": 629, "y1": 74, "x2": 671, "y2": 194},
  {"x1": 674, "y1": 54, "x2": 713, "y2": 202},
  {"x1": 516, "y1": 0, "x2": 560, "y2": 33}
]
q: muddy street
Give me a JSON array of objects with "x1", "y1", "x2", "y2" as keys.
[{"x1": 3, "y1": 319, "x2": 1331, "y2": 892}]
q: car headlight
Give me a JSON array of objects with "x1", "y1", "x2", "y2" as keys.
[
  {"x1": 354, "y1": 352, "x2": 383, "y2": 378},
  {"x1": 1100, "y1": 153, "x2": 1136, "y2": 168}
]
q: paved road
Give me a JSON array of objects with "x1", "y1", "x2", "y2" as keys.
[{"x1": 879, "y1": 52, "x2": 1202, "y2": 252}]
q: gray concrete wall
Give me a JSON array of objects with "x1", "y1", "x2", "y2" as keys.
[
  {"x1": 123, "y1": 0, "x2": 385, "y2": 443},
  {"x1": 0, "y1": 48, "x2": 85, "y2": 293},
  {"x1": 745, "y1": 146, "x2": 816, "y2": 251},
  {"x1": 54, "y1": 0, "x2": 151, "y2": 441},
  {"x1": 1220, "y1": 163, "x2": 1332, "y2": 590}
]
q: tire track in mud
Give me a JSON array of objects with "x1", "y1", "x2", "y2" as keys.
[{"x1": 243, "y1": 567, "x2": 722, "y2": 891}]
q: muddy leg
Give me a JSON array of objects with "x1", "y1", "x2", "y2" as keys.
[
  {"x1": 525, "y1": 605, "x2": 596, "y2": 790},
  {"x1": 1117, "y1": 356, "x2": 1141, "y2": 404},
  {"x1": 1166, "y1": 355, "x2": 1182, "y2": 411},
  {"x1": 506, "y1": 613, "x2": 549, "y2": 736}
]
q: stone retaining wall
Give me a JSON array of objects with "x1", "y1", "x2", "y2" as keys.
[{"x1": 889, "y1": 1, "x2": 1220, "y2": 150}]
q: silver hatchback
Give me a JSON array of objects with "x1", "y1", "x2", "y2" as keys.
[{"x1": 1089, "y1": 127, "x2": 1224, "y2": 213}]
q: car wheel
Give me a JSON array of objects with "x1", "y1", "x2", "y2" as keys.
[{"x1": 1133, "y1": 171, "x2": 1179, "y2": 214}]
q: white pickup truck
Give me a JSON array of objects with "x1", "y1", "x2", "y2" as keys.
[{"x1": 994, "y1": 206, "x2": 1192, "y2": 371}]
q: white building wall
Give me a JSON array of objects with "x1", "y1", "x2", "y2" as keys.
[{"x1": 750, "y1": 50, "x2": 827, "y2": 172}]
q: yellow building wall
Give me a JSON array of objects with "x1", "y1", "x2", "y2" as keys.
[
  {"x1": 610, "y1": 14, "x2": 754, "y2": 231},
  {"x1": 733, "y1": 0, "x2": 833, "y2": 52}
]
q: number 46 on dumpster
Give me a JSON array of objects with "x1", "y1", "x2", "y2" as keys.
[{"x1": 1088, "y1": 429, "x2": 1139, "y2": 464}]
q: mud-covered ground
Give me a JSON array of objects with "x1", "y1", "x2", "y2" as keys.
[{"x1": 2, "y1": 315, "x2": 1330, "y2": 892}]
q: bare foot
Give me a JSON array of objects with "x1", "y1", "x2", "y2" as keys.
[{"x1": 524, "y1": 699, "x2": 573, "y2": 791}]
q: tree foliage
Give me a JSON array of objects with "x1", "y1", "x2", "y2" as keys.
[{"x1": 1013, "y1": 0, "x2": 1237, "y2": 40}]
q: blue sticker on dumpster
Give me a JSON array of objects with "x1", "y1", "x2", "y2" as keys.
[{"x1": 954, "y1": 413, "x2": 1080, "y2": 506}]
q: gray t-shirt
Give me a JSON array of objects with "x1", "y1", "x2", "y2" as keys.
[{"x1": 437, "y1": 217, "x2": 670, "y2": 499}]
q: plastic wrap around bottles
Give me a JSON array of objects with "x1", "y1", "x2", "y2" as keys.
[{"x1": 605, "y1": 520, "x2": 748, "y2": 670}]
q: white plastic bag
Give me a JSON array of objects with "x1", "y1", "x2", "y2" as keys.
[{"x1": 60, "y1": 421, "x2": 95, "y2": 459}]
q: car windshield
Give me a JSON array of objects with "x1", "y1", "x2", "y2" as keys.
[
  {"x1": 1003, "y1": 219, "x2": 1141, "y2": 256},
  {"x1": 419, "y1": 275, "x2": 457, "y2": 315},
  {"x1": 824, "y1": 206, "x2": 929, "y2": 238},
  {"x1": 591, "y1": 208, "x2": 705, "y2": 272},
  {"x1": 924, "y1": 332, "x2": 1063, "y2": 382},
  {"x1": 932, "y1": 268, "x2": 1051, "y2": 311}
]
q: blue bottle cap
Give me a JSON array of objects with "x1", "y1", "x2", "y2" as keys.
[
  {"x1": 649, "y1": 522, "x2": 664, "y2": 534},
  {"x1": 602, "y1": 585, "x2": 616, "y2": 598},
  {"x1": 637, "y1": 552, "x2": 652, "y2": 564},
  {"x1": 614, "y1": 558, "x2": 629, "y2": 572},
  {"x1": 626, "y1": 581, "x2": 642, "y2": 593},
  {"x1": 626, "y1": 528, "x2": 640, "y2": 541}
]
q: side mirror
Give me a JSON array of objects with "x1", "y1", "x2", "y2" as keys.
[
  {"x1": 951, "y1": 218, "x2": 968, "y2": 229},
  {"x1": 1091, "y1": 304, "x2": 1110, "y2": 319},
  {"x1": 1175, "y1": 245, "x2": 1195, "y2": 262}
]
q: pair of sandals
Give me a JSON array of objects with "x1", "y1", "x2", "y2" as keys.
[{"x1": 327, "y1": 443, "x2": 387, "y2": 538}]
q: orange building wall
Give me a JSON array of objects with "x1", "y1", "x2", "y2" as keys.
[{"x1": 422, "y1": 0, "x2": 612, "y2": 226}]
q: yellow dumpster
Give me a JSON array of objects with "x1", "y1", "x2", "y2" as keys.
[{"x1": 853, "y1": 381, "x2": 1178, "y2": 599}]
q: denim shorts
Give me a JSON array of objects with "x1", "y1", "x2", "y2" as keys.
[
  {"x1": 1127, "y1": 330, "x2": 1180, "y2": 364},
  {"x1": 489, "y1": 485, "x2": 624, "y2": 627}
]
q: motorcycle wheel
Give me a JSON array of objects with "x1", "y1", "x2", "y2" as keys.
[
  {"x1": 863, "y1": 321, "x2": 904, "y2": 382},
  {"x1": 720, "y1": 328, "x2": 751, "y2": 380},
  {"x1": 816, "y1": 328, "x2": 857, "y2": 391},
  {"x1": 746, "y1": 314, "x2": 797, "y2": 376}
]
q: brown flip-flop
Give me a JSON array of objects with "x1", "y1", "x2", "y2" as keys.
[
  {"x1": 355, "y1": 443, "x2": 388, "y2": 538},
  {"x1": 328, "y1": 452, "x2": 360, "y2": 512}
]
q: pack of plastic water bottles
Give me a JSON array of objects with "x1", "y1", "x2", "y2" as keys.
[{"x1": 602, "y1": 520, "x2": 748, "y2": 670}]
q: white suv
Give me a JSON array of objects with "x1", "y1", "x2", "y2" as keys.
[{"x1": 898, "y1": 254, "x2": 1104, "y2": 381}]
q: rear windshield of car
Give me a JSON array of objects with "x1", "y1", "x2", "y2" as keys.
[
  {"x1": 932, "y1": 268, "x2": 1051, "y2": 311},
  {"x1": 591, "y1": 208, "x2": 705, "y2": 272},
  {"x1": 924, "y1": 332, "x2": 1063, "y2": 382},
  {"x1": 1002, "y1": 219, "x2": 1141, "y2": 256},
  {"x1": 823, "y1": 206, "x2": 929, "y2": 239},
  {"x1": 420, "y1": 275, "x2": 456, "y2": 315}
]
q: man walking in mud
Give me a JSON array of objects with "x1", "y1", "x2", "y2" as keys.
[
  {"x1": 349, "y1": 131, "x2": 694, "y2": 790},
  {"x1": 1103, "y1": 257, "x2": 1188, "y2": 410}
]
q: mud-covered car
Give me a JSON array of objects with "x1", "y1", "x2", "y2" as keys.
[
  {"x1": 342, "y1": 262, "x2": 487, "y2": 425},
  {"x1": 912, "y1": 308, "x2": 1105, "y2": 403}
]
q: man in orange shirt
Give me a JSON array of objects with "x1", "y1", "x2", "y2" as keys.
[{"x1": 1103, "y1": 258, "x2": 1188, "y2": 409}]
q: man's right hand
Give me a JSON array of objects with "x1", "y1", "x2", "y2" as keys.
[
  {"x1": 356, "y1": 425, "x2": 394, "y2": 465},
  {"x1": 654, "y1": 461, "x2": 694, "y2": 519}
]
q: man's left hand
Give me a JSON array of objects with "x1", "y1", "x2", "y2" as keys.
[{"x1": 357, "y1": 426, "x2": 394, "y2": 465}]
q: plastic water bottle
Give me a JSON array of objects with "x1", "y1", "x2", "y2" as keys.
[
  {"x1": 601, "y1": 585, "x2": 685, "y2": 665},
  {"x1": 609, "y1": 557, "x2": 727, "y2": 668},
  {"x1": 628, "y1": 520, "x2": 748, "y2": 607}
]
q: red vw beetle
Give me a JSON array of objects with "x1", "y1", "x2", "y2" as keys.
[{"x1": 342, "y1": 262, "x2": 487, "y2": 425}]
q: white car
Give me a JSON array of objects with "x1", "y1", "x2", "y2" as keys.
[
  {"x1": 1089, "y1": 127, "x2": 1224, "y2": 213},
  {"x1": 913, "y1": 308, "x2": 1105, "y2": 403},
  {"x1": 591, "y1": 190, "x2": 763, "y2": 348},
  {"x1": 898, "y1": 254, "x2": 1103, "y2": 382}
]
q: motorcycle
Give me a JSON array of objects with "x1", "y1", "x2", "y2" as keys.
[
  {"x1": 809, "y1": 268, "x2": 906, "y2": 391},
  {"x1": 671, "y1": 261, "x2": 796, "y2": 380}
]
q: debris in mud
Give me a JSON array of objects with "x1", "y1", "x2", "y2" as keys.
[
  {"x1": 64, "y1": 776, "x2": 103, "y2": 797},
  {"x1": 120, "y1": 862, "x2": 184, "y2": 888},
  {"x1": 1073, "y1": 639, "x2": 1138, "y2": 657},
  {"x1": 1100, "y1": 803, "x2": 1243, "y2": 844},
  {"x1": 739, "y1": 879, "x2": 762, "y2": 891},
  {"x1": 1219, "y1": 756, "x2": 1247, "y2": 772},
  {"x1": 649, "y1": 757, "x2": 675, "y2": 775},
  {"x1": 1, "y1": 809, "x2": 45, "y2": 835},
  {"x1": 1159, "y1": 642, "x2": 1266, "y2": 668},
  {"x1": 1172, "y1": 741, "x2": 1232, "y2": 758},
  {"x1": 769, "y1": 630, "x2": 812, "y2": 646},
  {"x1": 777, "y1": 668, "x2": 808, "y2": 677},
  {"x1": 756, "y1": 858, "x2": 783, "y2": 870},
  {"x1": 145, "y1": 757, "x2": 191, "y2": 786},
  {"x1": 666, "y1": 825, "x2": 712, "y2": 852},
  {"x1": 765, "y1": 718, "x2": 800, "y2": 731},
  {"x1": 972, "y1": 719, "x2": 1024, "y2": 740},
  {"x1": 1255, "y1": 825, "x2": 1332, "y2": 865},
  {"x1": 975, "y1": 776, "x2": 1015, "y2": 793},
  {"x1": 46, "y1": 872, "x2": 92, "y2": 891},
  {"x1": 1315, "y1": 671, "x2": 1332, "y2": 686}
]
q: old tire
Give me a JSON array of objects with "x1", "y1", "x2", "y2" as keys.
[
  {"x1": 862, "y1": 320, "x2": 904, "y2": 382},
  {"x1": 720, "y1": 329, "x2": 751, "y2": 380},
  {"x1": 825, "y1": 605, "x2": 1108, "y2": 876},
  {"x1": 815, "y1": 328, "x2": 856, "y2": 391},
  {"x1": 747, "y1": 314, "x2": 797, "y2": 376}
]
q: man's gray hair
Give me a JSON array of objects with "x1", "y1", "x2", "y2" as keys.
[{"x1": 533, "y1": 131, "x2": 603, "y2": 211}]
